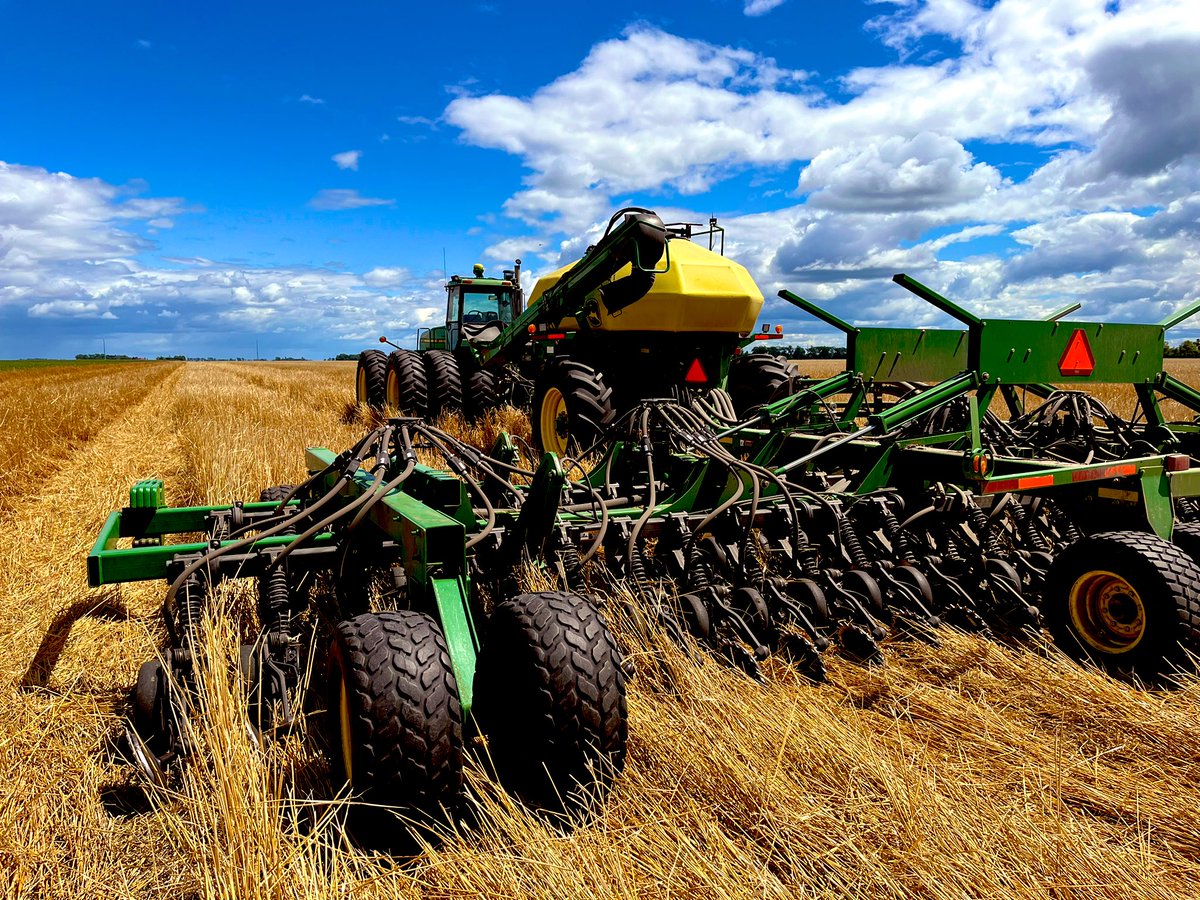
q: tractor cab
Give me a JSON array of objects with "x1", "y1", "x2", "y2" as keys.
[{"x1": 418, "y1": 262, "x2": 523, "y2": 352}]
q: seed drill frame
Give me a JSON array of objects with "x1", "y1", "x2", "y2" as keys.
[{"x1": 88, "y1": 274, "x2": 1200, "y2": 828}]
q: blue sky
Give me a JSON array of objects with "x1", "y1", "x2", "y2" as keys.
[{"x1": 1, "y1": 0, "x2": 1198, "y2": 358}]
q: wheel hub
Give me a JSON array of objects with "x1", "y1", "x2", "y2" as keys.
[{"x1": 1068, "y1": 569, "x2": 1146, "y2": 653}]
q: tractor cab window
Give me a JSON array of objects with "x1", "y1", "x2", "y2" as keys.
[{"x1": 461, "y1": 288, "x2": 515, "y2": 326}]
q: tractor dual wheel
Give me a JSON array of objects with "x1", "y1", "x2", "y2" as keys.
[
  {"x1": 328, "y1": 610, "x2": 464, "y2": 833},
  {"x1": 532, "y1": 360, "x2": 615, "y2": 456},
  {"x1": 424, "y1": 350, "x2": 463, "y2": 418},
  {"x1": 727, "y1": 353, "x2": 797, "y2": 419},
  {"x1": 385, "y1": 349, "x2": 428, "y2": 417},
  {"x1": 465, "y1": 368, "x2": 498, "y2": 420},
  {"x1": 1043, "y1": 530, "x2": 1200, "y2": 681},
  {"x1": 473, "y1": 591, "x2": 628, "y2": 816},
  {"x1": 355, "y1": 349, "x2": 388, "y2": 409}
]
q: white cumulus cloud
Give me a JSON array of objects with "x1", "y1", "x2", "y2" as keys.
[{"x1": 332, "y1": 149, "x2": 361, "y2": 171}]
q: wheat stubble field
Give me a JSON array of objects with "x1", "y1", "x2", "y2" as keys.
[{"x1": 3, "y1": 359, "x2": 1200, "y2": 899}]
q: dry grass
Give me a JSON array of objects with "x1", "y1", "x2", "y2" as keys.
[{"x1": 4, "y1": 360, "x2": 1200, "y2": 898}]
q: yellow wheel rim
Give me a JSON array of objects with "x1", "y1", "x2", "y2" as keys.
[
  {"x1": 356, "y1": 367, "x2": 368, "y2": 404},
  {"x1": 385, "y1": 369, "x2": 398, "y2": 407},
  {"x1": 1068, "y1": 569, "x2": 1146, "y2": 654},
  {"x1": 540, "y1": 386, "x2": 569, "y2": 455},
  {"x1": 338, "y1": 678, "x2": 354, "y2": 783}
]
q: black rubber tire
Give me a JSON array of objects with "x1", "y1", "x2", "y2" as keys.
[
  {"x1": 132, "y1": 659, "x2": 169, "y2": 757},
  {"x1": 355, "y1": 349, "x2": 388, "y2": 409},
  {"x1": 258, "y1": 485, "x2": 296, "y2": 505},
  {"x1": 424, "y1": 350, "x2": 463, "y2": 417},
  {"x1": 1172, "y1": 522, "x2": 1200, "y2": 568},
  {"x1": 328, "y1": 611, "x2": 464, "y2": 831},
  {"x1": 385, "y1": 349, "x2": 428, "y2": 417},
  {"x1": 473, "y1": 591, "x2": 628, "y2": 815},
  {"x1": 727, "y1": 352, "x2": 796, "y2": 418},
  {"x1": 531, "y1": 359, "x2": 615, "y2": 456},
  {"x1": 465, "y1": 368, "x2": 498, "y2": 421},
  {"x1": 1043, "y1": 530, "x2": 1200, "y2": 680}
]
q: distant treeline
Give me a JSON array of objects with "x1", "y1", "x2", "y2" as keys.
[{"x1": 1165, "y1": 341, "x2": 1200, "y2": 358}]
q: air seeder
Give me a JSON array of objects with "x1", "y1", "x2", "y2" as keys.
[
  {"x1": 354, "y1": 208, "x2": 794, "y2": 454},
  {"x1": 90, "y1": 272, "x2": 1200, "y2": 833}
]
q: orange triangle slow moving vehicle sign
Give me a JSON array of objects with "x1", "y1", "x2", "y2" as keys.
[{"x1": 1058, "y1": 328, "x2": 1095, "y2": 377}]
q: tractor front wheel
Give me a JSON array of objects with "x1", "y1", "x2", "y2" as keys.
[
  {"x1": 1043, "y1": 530, "x2": 1200, "y2": 681},
  {"x1": 355, "y1": 350, "x2": 388, "y2": 409},
  {"x1": 328, "y1": 610, "x2": 464, "y2": 833},
  {"x1": 532, "y1": 360, "x2": 614, "y2": 456},
  {"x1": 473, "y1": 591, "x2": 628, "y2": 815}
]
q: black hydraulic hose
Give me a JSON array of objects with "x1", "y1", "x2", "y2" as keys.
[
  {"x1": 162, "y1": 427, "x2": 384, "y2": 608},
  {"x1": 658, "y1": 402, "x2": 776, "y2": 575},
  {"x1": 626, "y1": 408, "x2": 657, "y2": 598},
  {"x1": 271, "y1": 460, "x2": 389, "y2": 569},
  {"x1": 226, "y1": 426, "x2": 383, "y2": 540}
]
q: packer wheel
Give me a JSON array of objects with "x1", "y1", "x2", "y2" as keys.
[
  {"x1": 328, "y1": 611, "x2": 464, "y2": 831},
  {"x1": 1043, "y1": 530, "x2": 1200, "y2": 680},
  {"x1": 473, "y1": 591, "x2": 628, "y2": 814}
]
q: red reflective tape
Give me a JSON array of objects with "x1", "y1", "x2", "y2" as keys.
[
  {"x1": 1019, "y1": 474, "x2": 1055, "y2": 489},
  {"x1": 1070, "y1": 464, "x2": 1136, "y2": 483},
  {"x1": 547, "y1": 333, "x2": 566, "y2": 340},
  {"x1": 983, "y1": 478, "x2": 1019, "y2": 494},
  {"x1": 983, "y1": 474, "x2": 1054, "y2": 494}
]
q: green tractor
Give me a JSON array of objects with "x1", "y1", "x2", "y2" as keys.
[{"x1": 355, "y1": 208, "x2": 793, "y2": 453}]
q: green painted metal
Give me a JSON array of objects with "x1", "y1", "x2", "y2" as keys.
[
  {"x1": 479, "y1": 212, "x2": 667, "y2": 368},
  {"x1": 305, "y1": 447, "x2": 480, "y2": 699},
  {"x1": 893, "y1": 274, "x2": 982, "y2": 327},
  {"x1": 128, "y1": 478, "x2": 165, "y2": 548},
  {"x1": 129, "y1": 479, "x2": 164, "y2": 509},
  {"x1": 431, "y1": 576, "x2": 477, "y2": 716},
  {"x1": 973, "y1": 319, "x2": 1164, "y2": 384},
  {"x1": 867, "y1": 372, "x2": 978, "y2": 434},
  {"x1": 1140, "y1": 463, "x2": 1173, "y2": 539},
  {"x1": 777, "y1": 289, "x2": 855, "y2": 334},
  {"x1": 88, "y1": 514, "x2": 333, "y2": 586},
  {"x1": 851, "y1": 327, "x2": 969, "y2": 383}
]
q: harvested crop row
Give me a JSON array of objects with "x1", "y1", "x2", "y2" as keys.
[{"x1": 0, "y1": 362, "x2": 182, "y2": 516}]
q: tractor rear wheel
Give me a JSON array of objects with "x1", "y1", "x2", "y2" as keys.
[
  {"x1": 328, "y1": 610, "x2": 464, "y2": 833},
  {"x1": 355, "y1": 350, "x2": 388, "y2": 409},
  {"x1": 473, "y1": 591, "x2": 628, "y2": 815},
  {"x1": 728, "y1": 353, "x2": 796, "y2": 418},
  {"x1": 532, "y1": 360, "x2": 614, "y2": 456},
  {"x1": 386, "y1": 349, "x2": 428, "y2": 417},
  {"x1": 424, "y1": 350, "x2": 463, "y2": 418},
  {"x1": 1043, "y1": 530, "x2": 1200, "y2": 681},
  {"x1": 465, "y1": 368, "x2": 498, "y2": 420}
]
